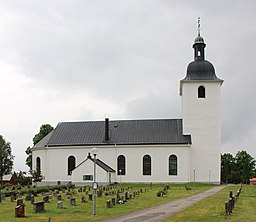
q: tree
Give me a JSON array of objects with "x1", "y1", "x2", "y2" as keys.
[
  {"x1": 235, "y1": 150, "x2": 256, "y2": 184},
  {"x1": 16, "y1": 171, "x2": 32, "y2": 186},
  {"x1": 221, "y1": 153, "x2": 236, "y2": 183},
  {"x1": 31, "y1": 169, "x2": 43, "y2": 186},
  {"x1": 0, "y1": 135, "x2": 14, "y2": 185},
  {"x1": 25, "y1": 124, "x2": 54, "y2": 170},
  {"x1": 25, "y1": 146, "x2": 32, "y2": 171},
  {"x1": 33, "y1": 124, "x2": 54, "y2": 145}
]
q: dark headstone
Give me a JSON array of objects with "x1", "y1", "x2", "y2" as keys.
[
  {"x1": 81, "y1": 196, "x2": 86, "y2": 203},
  {"x1": 111, "y1": 198, "x2": 115, "y2": 206},
  {"x1": 43, "y1": 196, "x2": 49, "y2": 203},
  {"x1": 57, "y1": 201, "x2": 63, "y2": 209},
  {"x1": 15, "y1": 204, "x2": 25, "y2": 217},
  {"x1": 33, "y1": 201, "x2": 45, "y2": 213},
  {"x1": 16, "y1": 199, "x2": 23, "y2": 206},
  {"x1": 106, "y1": 200, "x2": 112, "y2": 208},
  {"x1": 10, "y1": 195, "x2": 15, "y2": 202},
  {"x1": 70, "y1": 198, "x2": 76, "y2": 206},
  {"x1": 25, "y1": 194, "x2": 32, "y2": 201},
  {"x1": 66, "y1": 193, "x2": 71, "y2": 199},
  {"x1": 31, "y1": 195, "x2": 35, "y2": 204},
  {"x1": 57, "y1": 195, "x2": 62, "y2": 201}
]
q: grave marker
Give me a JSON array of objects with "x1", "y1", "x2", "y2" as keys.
[
  {"x1": 57, "y1": 201, "x2": 63, "y2": 209},
  {"x1": 15, "y1": 204, "x2": 25, "y2": 217},
  {"x1": 70, "y1": 198, "x2": 76, "y2": 206},
  {"x1": 33, "y1": 201, "x2": 45, "y2": 213}
]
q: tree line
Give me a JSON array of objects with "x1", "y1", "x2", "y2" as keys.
[{"x1": 221, "y1": 150, "x2": 256, "y2": 184}]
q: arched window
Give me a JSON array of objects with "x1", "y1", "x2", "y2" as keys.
[
  {"x1": 117, "y1": 155, "x2": 126, "y2": 175},
  {"x1": 68, "y1": 156, "x2": 76, "y2": 175},
  {"x1": 143, "y1": 155, "x2": 151, "y2": 175},
  {"x1": 198, "y1": 86, "x2": 205, "y2": 98},
  {"x1": 36, "y1": 157, "x2": 41, "y2": 172},
  {"x1": 169, "y1": 155, "x2": 178, "y2": 175}
]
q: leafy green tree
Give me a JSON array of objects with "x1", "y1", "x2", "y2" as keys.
[
  {"x1": 16, "y1": 170, "x2": 32, "y2": 186},
  {"x1": 0, "y1": 135, "x2": 14, "y2": 185},
  {"x1": 235, "y1": 150, "x2": 256, "y2": 184},
  {"x1": 221, "y1": 153, "x2": 236, "y2": 183},
  {"x1": 32, "y1": 169, "x2": 43, "y2": 186},
  {"x1": 33, "y1": 124, "x2": 54, "y2": 145},
  {"x1": 25, "y1": 124, "x2": 54, "y2": 170},
  {"x1": 25, "y1": 146, "x2": 32, "y2": 171}
]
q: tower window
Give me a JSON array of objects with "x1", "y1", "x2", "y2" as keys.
[
  {"x1": 68, "y1": 155, "x2": 76, "y2": 175},
  {"x1": 198, "y1": 86, "x2": 205, "y2": 98}
]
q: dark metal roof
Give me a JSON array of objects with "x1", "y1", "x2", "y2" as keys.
[
  {"x1": 33, "y1": 119, "x2": 191, "y2": 148},
  {"x1": 185, "y1": 60, "x2": 221, "y2": 81}
]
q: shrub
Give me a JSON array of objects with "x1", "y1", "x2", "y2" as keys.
[{"x1": 156, "y1": 190, "x2": 167, "y2": 197}]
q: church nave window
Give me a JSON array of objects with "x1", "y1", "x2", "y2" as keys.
[
  {"x1": 169, "y1": 154, "x2": 178, "y2": 175},
  {"x1": 36, "y1": 157, "x2": 41, "y2": 172},
  {"x1": 143, "y1": 155, "x2": 151, "y2": 175},
  {"x1": 198, "y1": 86, "x2": 205, "y2": 98},
  {"x1": 68, "y1": 155, "x2": 76, "y2": 176},
  {"x1": 117, "y1": 155, "x2": 126, "y2": 175}
]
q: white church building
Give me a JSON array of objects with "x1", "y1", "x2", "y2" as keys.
[{"x1": 31, "y1": 30, "x2": 223, "y2": 185}]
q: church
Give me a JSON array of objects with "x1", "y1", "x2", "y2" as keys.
[{"x1": 31, "y1": 29, "x2": 223, "y2": 185}]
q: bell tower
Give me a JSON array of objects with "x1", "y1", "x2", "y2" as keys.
[{"x1": 180, "y1": 20, "x2": 223, "y2": 183}]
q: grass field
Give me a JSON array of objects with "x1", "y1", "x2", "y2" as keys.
[
  {"x1": 0, "y1": 183, "x2": 213, "y2": 222},
  {"x1": 164, "y1": 184, "x2": 256, "y2": 222}
]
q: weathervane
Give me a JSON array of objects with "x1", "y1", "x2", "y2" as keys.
[{"x1": 198, "y1": 17, "x2": 201, "y2": 36}]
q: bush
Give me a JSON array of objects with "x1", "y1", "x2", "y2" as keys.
[{"x1": 156, "y1": 190, "x2": 167, "y2": 197}]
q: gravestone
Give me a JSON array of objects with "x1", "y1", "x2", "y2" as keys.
[
  {"x1": 33, "y1": 201, "x2": 45, "y2": 213},
  {"x1": 43, "y1": 196, "x2": 49, "y2": 203},
  {"x1": 111, "y1": 198, "x2": 115, "y2": 206},
  {"x1": 57, "y1": 201, "x2": 63, "y2": 209},
  {"x1": 31, "y1": 195, "x2": 35, "y2": 204},
  {"x1": 10, "y1": 195, "x2": 15, "y2": 202},
  {"x1": 15, "y1": 204, "x2": 25, "y2": 217},
  {"x1": 81, "y1": 196, "x2": 86, "y2": 203},
  {"x1": 1, "y1": 194, "x2": 5, "y2": 201},
  {"x1": 17, "y1": 199, "x2": 23, "y2": 206},
  {"x1": 57, "y1": 195, "x2": 62, "y2": 201},
  {"x1": 106, "y1": 200, "x2": 112, "y2": 208},
  {"x1": 70, "y1": 198, "x2": 76, "y2": 206},
  {"x1": 25, "y1": 194, "x2": 32, "y2": 201}
]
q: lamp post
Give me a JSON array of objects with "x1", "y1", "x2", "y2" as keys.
[
  {"x1": 119, "y1": 169, "x2": 122, "y2": 184},
  {"x1": 91, "y1": 148, "x2": 98, "y2": 216}
]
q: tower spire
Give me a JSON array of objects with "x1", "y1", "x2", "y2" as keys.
[{"x1": 197, "y1": 17, "x2": 201, "y2": 36}]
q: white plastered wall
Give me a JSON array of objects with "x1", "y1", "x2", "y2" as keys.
[{"x1": 32, "y1": 144, "x2": 191, "y2": 184}]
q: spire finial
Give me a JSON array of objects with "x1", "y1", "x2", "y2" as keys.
[{"x1": 197, "y1": 17, "x2": 201, "y2": 36}]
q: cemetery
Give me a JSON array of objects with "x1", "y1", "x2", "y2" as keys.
[
  {"x1": 0, "y1": 183, "x2": 217, "y2": 222},
  {"x1": 0, "y1": 182, "x2": 255, "y2": 221}
]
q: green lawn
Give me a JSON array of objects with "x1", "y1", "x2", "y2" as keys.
[
  {"x1": 163, "y1": 184, "x2": 256, "y2": 222},
  {"x1": 0, "y1": 183, "x2": 213, "y2": 222}
]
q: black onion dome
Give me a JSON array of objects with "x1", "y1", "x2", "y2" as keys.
[{"x1": 185, "y1": 60, "x2": 218, "y2": 80}]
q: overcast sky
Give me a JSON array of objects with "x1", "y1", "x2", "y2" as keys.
[{"x1": 0, "y1": 1, "x2": 256, "y2": 171}]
